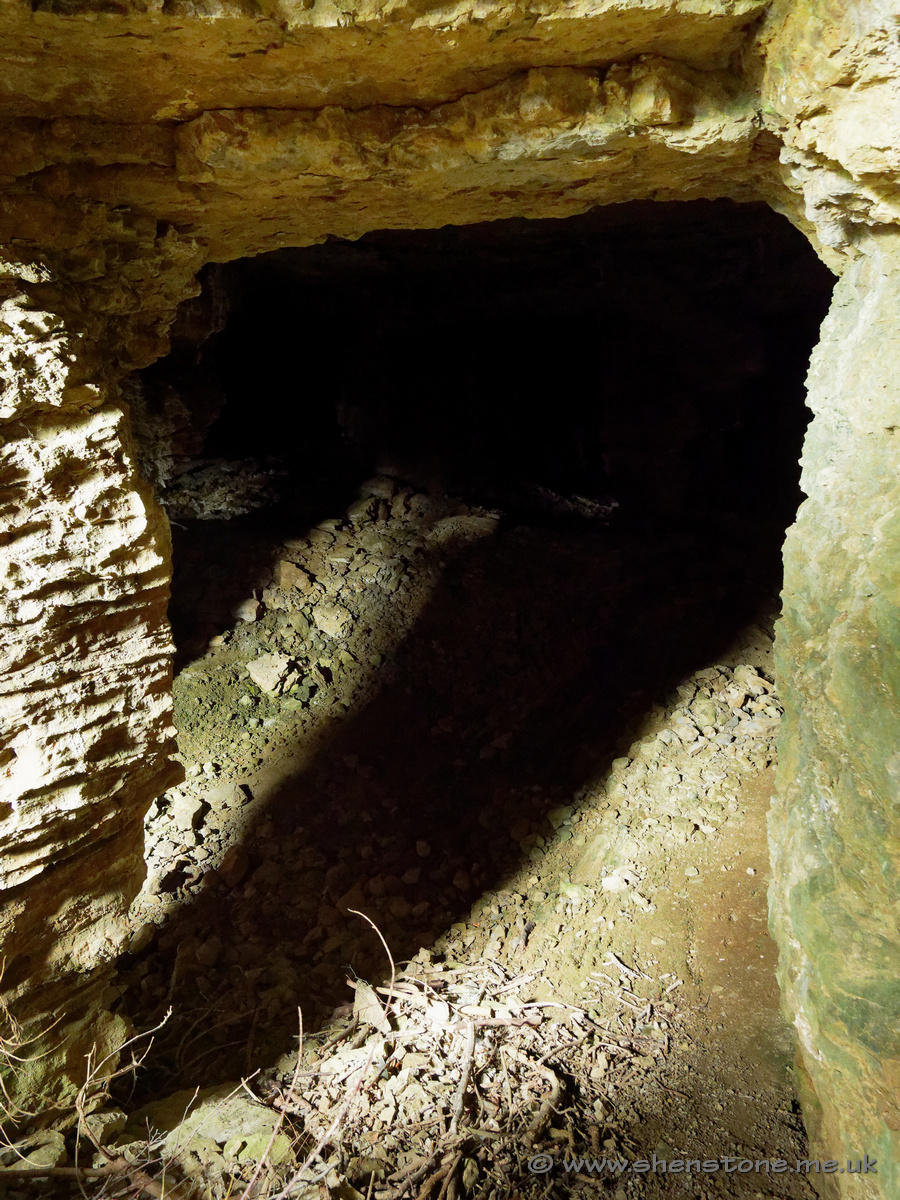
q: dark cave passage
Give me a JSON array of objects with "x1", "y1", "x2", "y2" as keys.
[
  {"x1": 131, "y1": 198, "x2": 835, "y2": 666},
  {"x1": 119, "y1": 199, "x2": 835, "y2": 1107},
  {"x1": 218, "y1": 204, "x2": 822, "y2": 521},
  {"x1": 199, "y1": 198, "x2": 827, "y2": 521}
]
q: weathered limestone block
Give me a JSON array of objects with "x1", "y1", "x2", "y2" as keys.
[
  {"x1": 0, "y1": 391, "x2": 179, "y2": 1117},
  {"x1": 772, "y1": 233, "x2": 900, "y2": 1199},
  {"x1": 0, "y1": 1, "x2": 765, "y2": 121},
  {"x1": 1, "y1": 407, "x2": 173, "y2": 890},
  {"x1": 0, "y1": 58, "x2": 767, "y2": 260},
  {"x1": 0, "y1": 827, "x2": 143, "y2": 1123},
  {"x1": 0, "y1": 231, "x2": 202, "y2": 1123},
  {"x1": 750, "y1": 5, "x2": 900, "y2": 1193},
  {"x1": 756, "y1": 0, "x2": 900, "y2": 264},
  {"x1": 166, "y1": 59, "x2": 760, "y2": 255},
  {"x1": 174, "y1": 60, "x2": 734, "y2": 184}
]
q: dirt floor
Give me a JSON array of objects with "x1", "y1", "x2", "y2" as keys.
[{"x1": 17, "y1": 473, "x2": 820, "y2": 1199}]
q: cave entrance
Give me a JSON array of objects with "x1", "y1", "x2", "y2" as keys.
[
  {"x1": 131, "y1": 199, "x2": 834, "y2": 666},
  {"x1": 120, "y1": 199, "x2": 835, "y2": 1167}
]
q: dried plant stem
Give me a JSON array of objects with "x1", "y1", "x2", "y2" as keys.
[
  {"x1": 435, "y1": 1152, "x2": 463, "y2": 1200},
  {"x1": 0, "y1": 1156, "x2": 193, "y2": 1199},
  {"x1": 523, "y1": 1063, "x2": 560, "y2": 1147},
  {"x1": 348, "y1": 909, "x2": 397, "y2": 1013},
  {"x1": 449, "y1": 1022, "x2": 476, "y2": 1136},
  {"x1": 0, "y1": 1165, "x2": 117, "y2": 1178},
  {"x1": 238, "y1": 1008, "x2": 304, "y2": 1200},
  {"x1": 270, "y1": 1041, "x2": 376, "y2": 1200}
]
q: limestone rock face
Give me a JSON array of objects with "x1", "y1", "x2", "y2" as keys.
[
  {"x1": 755, "y1": 4, "x2": 900, "y2": 1194},
  {"x1": 0, "y1": 0, "x2": 899, "y2": 1189},
  {"x1": 0, "y1": 236, "x2": 202, "y2": 1116},
  {"x1": 0, "y1": 58, "x2": 767, "y2": 262},
  {"x1": 755, "y1": 0, "x2": 900, "y2": 266},
  {"x1": 0, "y1": 1, "x2": 765, "y2": 122},
  {"x1": 771, "y1": 234, "x2": 900, "y2": 1200}
]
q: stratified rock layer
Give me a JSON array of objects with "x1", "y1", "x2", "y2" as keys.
[
  {"x1": 0, "y1": 0, "x2": 765, "y2": 121},
  {"x1": 0, "y1": 233, "x2": 202, "y2": 1116},
  {"x1": 771, "y1": 234, "x2": 900, "y2": 1200},
  {"x1": 758, "y1": 4, "x2": 900, "y2": 1193}
]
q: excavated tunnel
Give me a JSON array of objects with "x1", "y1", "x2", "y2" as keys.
[
  {"x1": 131, "y1": 199, "x2": 834, "y2": 664},
  {"x1": 114, "y1": 199, "x2": 835, "y2": 1158}
]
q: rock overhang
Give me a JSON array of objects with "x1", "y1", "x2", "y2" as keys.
[{"x1": 2, "y1": 0, "x2": 767, "y2": 122}]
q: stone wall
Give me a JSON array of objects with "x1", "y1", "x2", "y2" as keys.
[
  {"x1": 758, "y1": 4, "x2": 900, "y2": 1193},
  {"x1": 771, "y1": 232, "x2": 900, "y2": 1200},
  {"x1": 0, "y1": 0, "x2": 898, "y2": 1189},
  {"x1": 0, "y1": 229, "x2": 203, "y2": 1118}
]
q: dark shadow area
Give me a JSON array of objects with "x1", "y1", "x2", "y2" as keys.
[
  {"x1": 116, "y1": 199, "x2": 835, "y2": 1105},
  {"x1": 143, "y1": 199, "x2": 834, "y2": 668}
]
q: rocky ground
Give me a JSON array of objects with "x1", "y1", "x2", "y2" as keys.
[{"x1": 3, "y1": 474, "x2": 816, "y2": 1198}]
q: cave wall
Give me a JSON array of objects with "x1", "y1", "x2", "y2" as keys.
[
  {"x1": 0, "y1": 0, "x2": 898, "y2": 1187},
  {"x1": 0, "y1": 229, "x2": 205, "y2": 1117},
  {"x1": 758, "y1": 5, "x2": 900, "y2": 1193},
  {"x1": 771, "y1": 231, "x2": 900, "y2": 1200}
]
